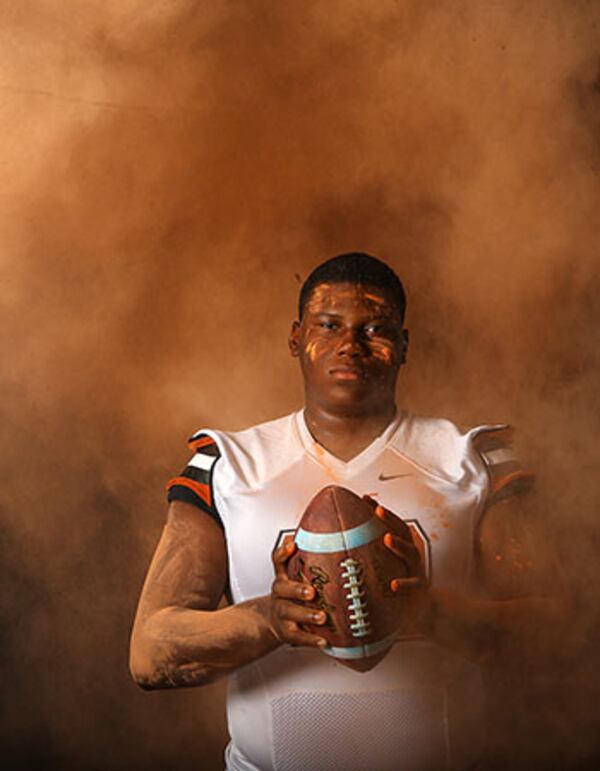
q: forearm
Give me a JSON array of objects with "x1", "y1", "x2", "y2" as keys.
[
  {"x1": 427, "y1": 589, "x2": 571, "y2": 666},
  {"x1": 130, "y1": 595, "x2": 280, "y2": 689}
]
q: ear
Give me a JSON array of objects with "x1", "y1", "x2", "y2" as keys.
[
  {"x1": 288, "y1": 320, "x2": 301, "y2": 357},
  {"x1": 400, "y1": 328, "x2": 409, "y2": 365}
]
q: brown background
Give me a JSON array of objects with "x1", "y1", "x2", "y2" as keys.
[{"x1": 0, "y1": 2, "x2": 599, "y2": 769}]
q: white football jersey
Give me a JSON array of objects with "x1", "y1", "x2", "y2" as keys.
[{"x1": 167, "y1": 410, "x2": 527, "y2": 771}]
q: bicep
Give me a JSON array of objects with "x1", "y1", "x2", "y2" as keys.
[
  {"x1": 477, "y1": 493, "x2": 559, "y2": 600},
  {"x1": 134, "y1": 500, "x2": 228, "y2": 622}
]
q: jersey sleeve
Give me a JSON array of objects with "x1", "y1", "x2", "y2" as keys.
[
  {"x1": 166, "y1": 432, "x2": 223, "y2": 528},
  {"x1": 472, "y1": 425, "x2": 535, "y2": 508}
]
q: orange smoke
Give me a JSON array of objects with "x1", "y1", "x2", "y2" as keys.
[{"x1": 0, "y1": 2, "x2": 599, "y2": 769}]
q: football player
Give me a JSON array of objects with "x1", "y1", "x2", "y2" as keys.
[{"x1": 130, "y1": 253, "x2": 568, "y2": 771}]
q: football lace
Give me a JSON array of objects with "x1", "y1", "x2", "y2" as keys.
[{"x1": 340, "y1": 557, "x2": 371, "y2": 638}]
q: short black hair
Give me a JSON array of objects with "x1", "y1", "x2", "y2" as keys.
[{"x1": 298, "y1": 252, "x2": 406, "y2": 322}]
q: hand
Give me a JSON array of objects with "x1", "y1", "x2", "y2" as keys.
[
  {"x1": 363, "y1": 496, "x2": 425, "y2": 590},
  {"x1": 364, "y1": 496, "x2": 435, "y2": 634},
  {"x1": 269, "y1": 536, "x2": 328, "y2": 648}
]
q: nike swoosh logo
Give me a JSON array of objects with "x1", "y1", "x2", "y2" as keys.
[{"x1": 378, "y1": 472, "x2": 411, "y2": 482}]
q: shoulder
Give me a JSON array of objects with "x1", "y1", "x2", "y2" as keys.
[
  {"x1": 470, "y1": 425, "x2": 535, "y2": 507},
  {"x1": 390, "y1": 412, "x2": 484, "y2": 485},
  {"x1": 391, "y1": 412, "x2": 532, "y2": 502},
  {"x1": 166, "y1": 432, "x2": 222, "y2": 518},
  {"x1": 189, "y1": 411, "x2": 304, "y2": 491}
]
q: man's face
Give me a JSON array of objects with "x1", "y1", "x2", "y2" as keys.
[{"x1": 289, "y1": 282, "x2": 407, "y2": 415}]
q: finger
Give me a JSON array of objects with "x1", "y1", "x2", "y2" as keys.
[
  {"x1": 282, "y1": 533, "x2": 295, "y2": 550},
  {"x1": 375, "y1": 504, "x2": 412, "y2": 538},
  {"x1": 272, "y1": 577, "x2": 315, "y2": 601},
  {"x1": 383, "y1": 533, "x2": 423, "y2": 577},
  {"x1": 390, "y1": 576, "x2": 423, "y2": 592},
  {"x1": 383, "y1": 532, "x2": 419, "y2": 556},
  {"x1": 281, "y1": 621, "x2": 328, "y2": 648},
  {"x1": 383, "y1": 533, "x2": 421, "y2": 567},
  {"x1": 290, "y1": 630, "x2": 329, "y2": 648},
  {"x1": 275, "y1": 599, "x2": 327, "y2": 627},
  {"x1": 272, "y1": 538, "x2": 296, "y2": 576},
  {"x1": 383, "y1": 532, "x2": 421, "y2": 565},
  {"x1": 272, "y1": 534, "x2": 296, "y2": 561}
]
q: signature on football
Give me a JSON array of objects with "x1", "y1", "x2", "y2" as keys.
[{"x1": 294, "y1": 558, "x2": 337, "y2": 633}]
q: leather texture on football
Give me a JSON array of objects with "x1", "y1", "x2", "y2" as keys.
[{"x1": 287, "y1": 485, "x2": 411, "y2": 672}]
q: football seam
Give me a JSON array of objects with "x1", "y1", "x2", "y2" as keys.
[{"x1": 332, "y1": 489, "x2": 370, "y2": 653}]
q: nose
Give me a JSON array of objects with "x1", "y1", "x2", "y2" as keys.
[{"x1": 337, "y1": 328, "x2": 368, "y2": 358}]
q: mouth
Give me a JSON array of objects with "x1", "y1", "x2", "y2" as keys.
[{"x1": 329, "y1": 366, "x2": 365, "y2": 382}]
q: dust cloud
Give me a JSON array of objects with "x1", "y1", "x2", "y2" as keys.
[{"x1": 0, "y1": 2, "x2": 598, "y2": 769}]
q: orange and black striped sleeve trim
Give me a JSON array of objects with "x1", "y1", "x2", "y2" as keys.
[
  {"x1": 473, "y1": 425, "x2": 535, "y2": 508},
  {"x1": 166, "y1": 433, "x2": 222, "y2": 528}
]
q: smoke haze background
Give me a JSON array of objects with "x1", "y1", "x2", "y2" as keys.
[{"x1": 0, "y1": 1, "x2": 598, "y2": 768}]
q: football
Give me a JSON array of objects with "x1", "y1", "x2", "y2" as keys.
[{"x1": 287, "y1": 485, "x2": 415, "y2": 672}]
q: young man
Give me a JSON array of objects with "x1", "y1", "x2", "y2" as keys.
[{"x1": 130, "y1": 253, "x2": 565, "y2": 771}]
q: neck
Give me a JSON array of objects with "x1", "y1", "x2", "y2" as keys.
[{"x1": 303, "y1": 402, "x2": 397, "y2": 462}]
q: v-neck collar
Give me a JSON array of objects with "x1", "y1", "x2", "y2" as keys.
[{"x1": 294, "y1": 409, "x2": 404, "y2": 478}]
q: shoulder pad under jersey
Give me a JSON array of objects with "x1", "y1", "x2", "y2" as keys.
[
  {"x1": 166, "y1": 432, "x2": 222, "y2": 523},
  {"x1": 471, "y1": 425, "x2": 535, "y2": 507}
]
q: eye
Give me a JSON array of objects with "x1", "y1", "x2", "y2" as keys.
[
  {"x1": 318, "y1": 320, "x2": 338, "y2": 331},
  {"x1": 364, "y1": 323, "x2": 383, "y2": 336}
]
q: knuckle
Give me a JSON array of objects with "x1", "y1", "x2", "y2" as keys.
[
  {"x1": 272, "y1": 546, "x2": 284, "y2": 562},
  {"x1": 298, "y1": 585, "x2": 312, "y2": 600},
  {"x1": 287, "y1": 604, "x2": 303, "y2": 622},
  {"x1": 275, "y1": 599, "x2": 290, "y2": 617},
  {"x1": 282, "y1": 620, "x2": 296, "y2": 636},
  {"x1": 272, "y1": 577, "x2": 294, "y2": 597}
]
